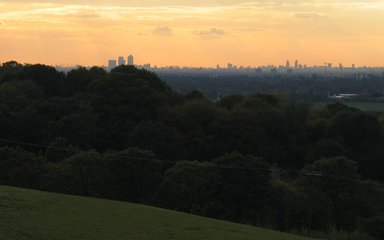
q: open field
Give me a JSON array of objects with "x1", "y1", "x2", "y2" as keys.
[
  {"x1": 344, "y1": 102, "x2": 384, "y2": 112},
  {"x1": 0, "y1": 185, "x2": 316, "y2": 240},
  {"x1": 315, "y1": 101, "x2": 384, "y2": 112}
]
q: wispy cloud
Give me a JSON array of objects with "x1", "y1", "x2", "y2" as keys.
[
  {"x1": 0, "y1": 4, "x2": 232, "y2": 21},
  {"x1": 197, "y1": 28, "x2": 226, "y2": 39},
  {"x1": 1, "y1": 0, "x2": 381, "y2": 26},
  {"x1": 291, "y1": 12, "x2": 327, "y2": 20},
  {"x1": 153, "y1": 26, "x2": 173, "y2": 37}
]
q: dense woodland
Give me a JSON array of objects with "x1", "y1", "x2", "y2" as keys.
[{"x1": 1, "y1": 61, "x2": 384, "y2": 239}]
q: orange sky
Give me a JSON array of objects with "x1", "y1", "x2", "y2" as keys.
[{"x1": 0, "y1": 0, "x2": 383, "y2": 67}]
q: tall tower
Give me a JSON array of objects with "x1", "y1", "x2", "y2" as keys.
[
  {"x1": 127, "y1": 55, "x2": 134, "y2": 65},
  {"x1": 118, "y1": 56, "x2": 126, "y2": 66},
  {"x1": 294, "y1": 59, "x2": 298, "y2": 69},
  {"x1": 286, "y1": 60, "x2": 290, "y2": 68},
  {"x1": 108, "y1": 59, "x2": 117, "y2": 69}
]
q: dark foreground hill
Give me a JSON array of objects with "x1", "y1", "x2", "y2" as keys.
[{"x1": 0, "y1": 185, "x2": 314, "y2": 240}]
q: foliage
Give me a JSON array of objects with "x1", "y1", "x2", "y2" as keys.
[{"x1": 296, "y1": 157, "x2": 361, "y2": 230}]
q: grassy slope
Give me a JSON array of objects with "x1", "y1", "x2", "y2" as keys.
[{"x1": 0, "y1": 186, "x2": 315, "y2": 240}]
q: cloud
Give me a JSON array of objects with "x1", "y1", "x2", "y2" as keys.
[
  {"x1": 74, "y1": 10, "x2": 99, "y2": 19},
  {"x1": 292, "y1": 12, "x2": 327, "y2": 19},
  {"x1": 153, "y1": 26, "x2": 172, "y2": 36},
  {"x1": 197, "y1": 28, "x2": 226, "y2": 39}
]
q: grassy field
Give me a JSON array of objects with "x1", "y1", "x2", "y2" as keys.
[
  {"x1": 343, "y1": 102, "x2": 384, "y2": 112},
  {"x1": 0, "y1": 185, "x2": 316, "y2": 240},
  {"x1": 315, "y1": 101, "x2": 384, "y2": 112}
]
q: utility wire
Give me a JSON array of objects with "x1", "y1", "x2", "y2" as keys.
[
  {"x1": 0, "y1": 137, "x2": 283, "y2": 172},
  {"x1": 0, "y1": 137, "x2": 363, "y2": 181}
]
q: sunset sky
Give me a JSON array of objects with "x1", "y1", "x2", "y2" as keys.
[{"x1": 0, "y1": 0, "x2": 383, "y2": 67}]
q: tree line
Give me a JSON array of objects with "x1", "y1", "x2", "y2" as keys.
[
  {"x1": 161, "y1": 74, "x2": 384, "y2": 102},
  {"x1": 0, "y1": 61, "x2": 384, "y2": 239}
]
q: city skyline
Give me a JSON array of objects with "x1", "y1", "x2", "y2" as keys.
[
  {"x1": 0, "y1": 1, "x2": 383, "y2": 67},
  {"x1": 105, "y1": 56, "x2": 382, "y2": 69}
]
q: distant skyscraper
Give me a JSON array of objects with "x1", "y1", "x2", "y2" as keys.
[
  {"x1": 286, "y1": 60, "x2": 290, "y2": 68},
  {"x1": 127, "y1": 55, "x2": 134, "y2": 65},
  {"x1": 108, "y1": 59, "x2": 117, "y2": 69},
  {"x1": 294, "y1": 59, "x2": 298, "y2": 69},
  {"x1": 118, "y1": 56, "x2": 126, "y2": 66},
  {"x1": 227, "y1": 63, "x2": 233, "y2": 70}
]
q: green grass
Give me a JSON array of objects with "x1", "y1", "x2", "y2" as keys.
[
  {"x1": 343, "y1": 102, "x2": 384, "y2": 112},
  {"x1": 315, "y1": 101, "x2": 384, "y2": 112},
  {"x1": 0, "y1": 185, "x2": 316, "y2": 240}
]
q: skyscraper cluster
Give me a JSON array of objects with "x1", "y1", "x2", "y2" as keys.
[
  {"x1": 286, "y1": 59, "x2": 300, "y2": 69},
  {"x1": 108, "y1": 55, "x2": 134, "y2": 69}
]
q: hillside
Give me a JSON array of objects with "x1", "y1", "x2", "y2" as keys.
[{"x1": 0, "y1": 185, "x2": 314, "y2": 240}]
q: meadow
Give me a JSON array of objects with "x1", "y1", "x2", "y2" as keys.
[{"x1": 0, "y1": 185, "x2": 315, "y2": 240}]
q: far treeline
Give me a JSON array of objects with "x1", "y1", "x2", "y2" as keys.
[
  {"x1": 160, "y1": 73, "x2": 384, "y2": 102},
  {"x1": 1, "y1": 61, "x2": 384, "y2": 239}
]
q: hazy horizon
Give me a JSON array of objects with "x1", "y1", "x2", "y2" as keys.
[{"x1": 0, "y1": 0, "x2": 383, "y2": 67}]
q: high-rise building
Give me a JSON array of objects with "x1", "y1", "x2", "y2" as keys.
[
  {"x1": 118, "y1": 56, "x2": 126, "y2": 66},
  {"x1": 286, "y1": 60, "x2": 290, "y2": 68},
  {"x1": 127, "y1": 55, "x2": 134, "y2": 65},
  {"x1": 294, "y1": 59, "x2": 298, "y2": 69},
  {"x1": 108, "y1": 59, "x2": 117, "y2": 69},
  {"x1": 227, "y1": 63, "x2": 233, "y2": 70}
]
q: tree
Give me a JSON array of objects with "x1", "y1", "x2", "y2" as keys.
[
  {"x1": 130, "y1": 120, "x2": 183, "y2": 160},
  {"x1": 0, "y1": 80, "x2": 43, "y2": 112},
  {"x1": 213, "y1": 152, "x2": 271, "y2": 223},
  {"x1": 306, "y1": 138, "x2": 345, "y2": 163},
  {"x1": 57, "y1": 151, "x2": 108, "y2": 196},
  {"x1": 296, "y1": 156, "x2": 361, "y2": 231},
  {"x1": 63, "y1": 67, "x2": 107, "y2": 96},
  {"x1": 157, "y1": 160, "x2": 222, "y2": 217},
  {"x1": 23, "y1": 64, "x2": 65, "y2": 96},
  {"x1": 219, "y1": 94, "x2": 244, "y2": 111},
  {"x1": 0, "y1": 147, "x2": 45, "y2": 188},
  {"x1": 45, "y1": 137, "x2": 78, "y2": 162},
  {"x1": 0, "y1": 61, "x2": 24, "y2": 83},
  {"x1": 104, "y1": 148, "x2": 162, "y2": 203}
]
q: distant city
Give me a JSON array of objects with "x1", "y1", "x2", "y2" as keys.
[{"x1": 52, "y1": 56, "x2": 384, "y2": 79}]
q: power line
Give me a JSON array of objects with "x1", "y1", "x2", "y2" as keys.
[
  {"x1": 0, "y1": 137, "x2": 363, "y2": 181},
  {"x1": 0, "y1": 138, "x2": 79, "y2": 153},
  {"x1": 0, "y1": 137, "x2": 276, "y2": 173}
]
